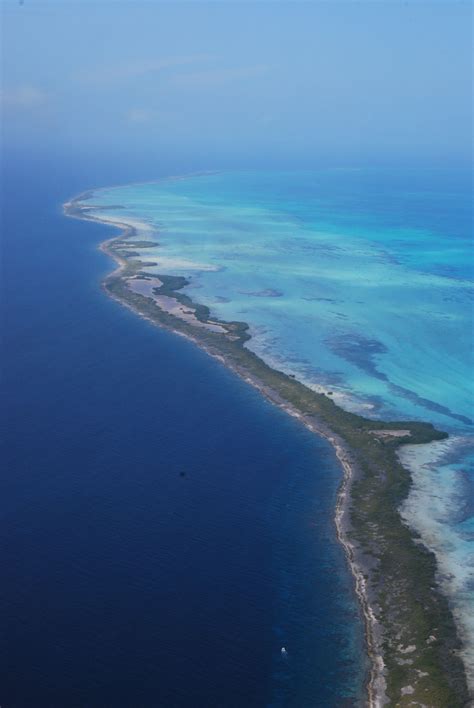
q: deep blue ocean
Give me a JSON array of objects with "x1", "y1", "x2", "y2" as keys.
[{"x1": 0, "y1": 154, "x2": 365, "y2": 707}]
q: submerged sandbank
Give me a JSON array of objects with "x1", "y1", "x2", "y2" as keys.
[{"x1": 399, "y1": 436, "x2": 474, "y2": 691}]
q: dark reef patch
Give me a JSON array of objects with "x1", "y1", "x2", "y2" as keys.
[{"x1": 328, "y1": 333, "x2": 472, "y2": 426}]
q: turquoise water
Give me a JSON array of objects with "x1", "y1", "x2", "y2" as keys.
[{"x1": 86, "y1": 168, "x2": 473, "y2": 683}]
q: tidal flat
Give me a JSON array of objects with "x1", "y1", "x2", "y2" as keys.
[{"x1": 65, "y1": 179, "x2": 471, "y2": 707}]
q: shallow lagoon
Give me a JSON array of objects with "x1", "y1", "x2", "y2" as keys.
[{"x1": 88, "y1": 168, "x2": 474, "y2": 684}]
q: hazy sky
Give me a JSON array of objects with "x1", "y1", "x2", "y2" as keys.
[{"x1": 1, "y1": 1, "x2": 472, "y2": 169}]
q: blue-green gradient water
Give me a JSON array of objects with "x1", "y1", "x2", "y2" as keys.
[{"x1": 87, "y1": 169, "x2": 474, "y2": 683}]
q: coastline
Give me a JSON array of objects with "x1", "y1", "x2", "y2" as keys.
[{"x1": 64, "y1": 193, "x2": 471, "y2": 707}]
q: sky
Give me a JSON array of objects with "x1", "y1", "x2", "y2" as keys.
[{"x1": 1, "y1": 0, "x2": 472, "y2": 170}]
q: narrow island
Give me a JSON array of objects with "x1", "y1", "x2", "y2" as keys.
[{"x1": 65, "y1": 193, "x2": 471, "y2": 707}]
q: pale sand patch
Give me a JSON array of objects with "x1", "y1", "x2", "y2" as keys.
[
  {"x1": 397, "y1": 644, "x2": 416, "y2": 654},
  {"x1": 142, "y1": 256, "x2": 219, "y2": 272},
  {"x1": 89, "y1": 212, "x2": 154, "y2": 234},
  {"x1": 127, "y1": 277, "x2": 163, "y2": 297},
  {"x1": 152, "y1": 294, "x2": 227, "y2": 334},
  {"x1": 126, "y1": 278, "x2": 225, "y2": 333},
  {"x1": 370, "y1": 429, "x2": 412, "y2": 439},
  {"x1": 400, "y1": 685, "x2": 415, "y2": 695}
]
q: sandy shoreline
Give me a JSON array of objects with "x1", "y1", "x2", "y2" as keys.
[
  {"x1": 64, "y1": 193, "x2": 471, "y2": 706},
  {"x1": 66, "y1": 201, "x2": 386, "y2": 706}
]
